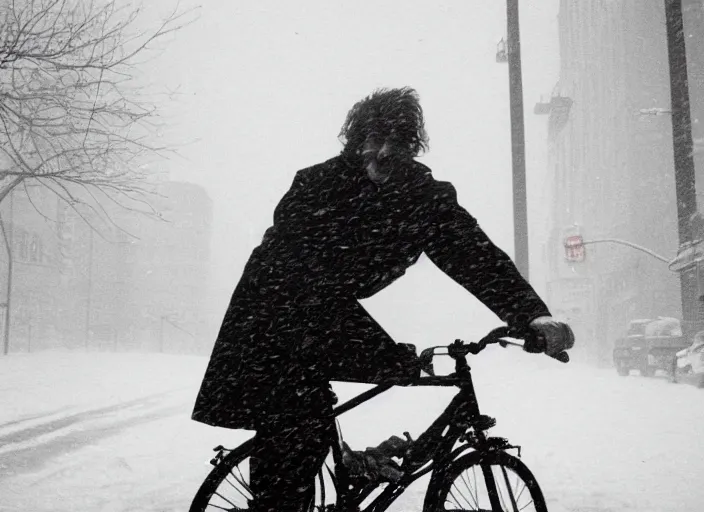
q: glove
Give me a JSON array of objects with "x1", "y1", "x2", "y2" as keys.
[{"x1": 527, "y1": 316, "x2": 575, "y2": 356}]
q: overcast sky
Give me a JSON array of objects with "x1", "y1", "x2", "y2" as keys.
[{"x1": 141, "y1": 0, "x2": 562, "y2": 330}]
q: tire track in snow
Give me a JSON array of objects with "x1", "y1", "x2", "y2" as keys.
[
  {"x1": 0, "y1": 392, "x2": 187, "y2": 480},
  {"x1": 0, "y1": 391, "x2": 176, "y2": 445}
]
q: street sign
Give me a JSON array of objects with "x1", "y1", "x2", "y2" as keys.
[{"x1": 564, "y1": 235, "x2": 585, "y2": 262}]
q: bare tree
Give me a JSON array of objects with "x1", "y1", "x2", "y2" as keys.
[
  {"x1": 0, "y1": 0, "x2": 197, "y2": 355},
  {"x1": 0, "y1": 0, "x2": 196, "y2": 222}
]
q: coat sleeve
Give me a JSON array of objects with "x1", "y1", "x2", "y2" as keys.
[{"x1": 423, "y1": 181, "x2": 551, "y2": 328}]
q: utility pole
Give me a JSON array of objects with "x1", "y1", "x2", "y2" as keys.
[
  {"x1": 664, "y1": 0, "x2": 699, "y2": 327},
  {"x1": 507, "y1": 0, "x2": 529, "y2": 281}
]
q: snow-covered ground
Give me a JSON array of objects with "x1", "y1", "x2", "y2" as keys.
[{"x1": 0, "y1": 348, "x2": 702, "y2": 512}]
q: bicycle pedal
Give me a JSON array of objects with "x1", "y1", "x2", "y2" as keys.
[{"x1": 473, "y1": 414, "x2": 496, "y2": 431}]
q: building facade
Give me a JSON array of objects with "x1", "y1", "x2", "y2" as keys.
[
  {"x1": 0, "y1": 179, "x2": 214, "y2": 354},
  {"x1": 539, "y1": 0, "x2": 704, "y2": 364},
  {"x1": 0, "y1": 185, "x2": 65, "y2": 351}
]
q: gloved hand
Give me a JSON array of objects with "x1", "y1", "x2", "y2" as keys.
[{"x1": 527, "y1": 316, "x2": 575, "y2": 356}]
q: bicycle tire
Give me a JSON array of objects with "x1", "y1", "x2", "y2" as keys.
[{"x1": 423, "y1": 450, "x2": 548, "y2": 512}]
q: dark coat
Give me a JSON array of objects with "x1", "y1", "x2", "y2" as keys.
[{"x1": 192, "y1": 153, "x2": 550, "y2": 429}]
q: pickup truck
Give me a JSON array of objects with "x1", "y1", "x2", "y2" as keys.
[{"x1": 613, "y1": 318, "x2": 689, "y2": 377}]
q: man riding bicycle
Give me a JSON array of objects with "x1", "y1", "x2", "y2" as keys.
[{"x1": 192, "y1": 87, "x2": 574, "y2": 512}]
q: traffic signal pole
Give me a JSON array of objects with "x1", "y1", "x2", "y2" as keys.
[
  {"x1": 507, "y1": 0, "x2": 530, "y2": 281},
  {"x1": 664, "y1": 0, "x2": 699, "y2": 326}
]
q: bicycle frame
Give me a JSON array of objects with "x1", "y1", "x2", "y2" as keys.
[
  {"x1": 327, "y1": 344, "x2": 515, "y2": 512},
  {"x1": 197, "y1": 327, "x2": 559, "y2": 512}
]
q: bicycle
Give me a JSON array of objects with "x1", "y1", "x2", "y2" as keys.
[{"x1": 189, "y1": 325, "x2": 570, "y2": 512}]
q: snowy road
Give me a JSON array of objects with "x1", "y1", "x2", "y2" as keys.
[{"x1": 0, "y1": 350, "x2": 702, "y2": 512}]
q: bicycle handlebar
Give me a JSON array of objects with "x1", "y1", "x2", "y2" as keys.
[
  {"x1": 483, "y1": 326, "x2": 570, "y2": 363},
  {"x1": 419, "y1": 325, "x2": 570, "y2": 373}
]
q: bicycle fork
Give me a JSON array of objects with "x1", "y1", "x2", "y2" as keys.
[{"x1": 439, "y1": 380, "x2": 520, "y2": 512}]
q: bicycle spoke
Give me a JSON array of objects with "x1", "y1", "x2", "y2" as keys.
[
  {"x1": 448, "y1": 487, "x2": 474, "y2": 511},
  {"x1": 458, "y1": 468, "x2": 480, "y2": 510},
  {"x1": 447, "y1": 467, "x2": 492, "y2": 511},
  {"x1": 496, "y1": 467, "x2": 508, "y2": 511},
  {"x1": 234, "y1": 465, "x2": 252, "y2": 494},
  {"x1": 472, "y1": 465, "x2": 481, "y2": 509},
  {"x1": 447, "y1": 487, "x2": 463, "y2": 509},
  {"x1": 223, "y1": 474, "x2": 251, "y2": 502},
  {"x1": 510, "y1": 470, "x2": 519, "y2": 498},
  {"x1": 500, "y1": 465, "x2": 518, "y2": 512},
  {"x1": 446, "y1": 489, "x2": 464, "y2": 510},
  {"x1": 449, "y1": 468, "x2": 478, "y2": 510},
  {"x1": 519, "y1": 499, "x2": 534, "y2": 511},
  {"x1": 459, "y1": 471, "x2": 478, "y2": 509},
  {"x1": 225, "y1": 468, "x2": 251, "y2": 497},
  {"x1": 472, "y1": 465, "x2": 479, "y2": 507},
  {"x1": 214, "y1": 491, "x2": 240, "y2": 509},
  {"x1": 509, "y1": 467, "x2": 533, "y2": 511},
  {"x1": 509, "y1": 469, "x2": 523, "y2": 502},
  {"x1": 206, "y1": 503, "x2": 236, "y2": 511},
  {"x1": 515, "y1": 477, "x2": 528, "y2": 502}
]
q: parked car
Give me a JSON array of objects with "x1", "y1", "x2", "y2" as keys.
[
  {"x1": 672, "y1": 331, "x2": 704, "y2": 388},
  {"x1": 613, "y1": 317, "x2": 689, "y2": 377},
  {"x1": 613, "y1": 319, "x2": 652, "y2": 376}
]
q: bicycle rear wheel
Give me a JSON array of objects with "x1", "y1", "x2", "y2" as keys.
[
  {"x1": 189, "y1": 442, "x2": 340, "y2": 512},
  {"x1": 424, "y1": 450, "x2": 548, "y2": 512},
  {"x1": 189, "y1": 443, "x2": 254, "y2": 512}
]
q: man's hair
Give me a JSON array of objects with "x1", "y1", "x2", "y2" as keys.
[{"x1": 338, "y1": 87, "x2": 429, "y2": 158}]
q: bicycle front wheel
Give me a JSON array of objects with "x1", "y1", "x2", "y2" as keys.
[{"x1": 424, "y1": 450, "x2": 548, "y2": 512}]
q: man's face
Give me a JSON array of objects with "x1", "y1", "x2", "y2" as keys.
[
  {"x1": 362, "y1": 139, "x2": 405, "y2": 184},
  {"x1": 362, "y1": 140, "x2": 389, "y2": 184}
]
